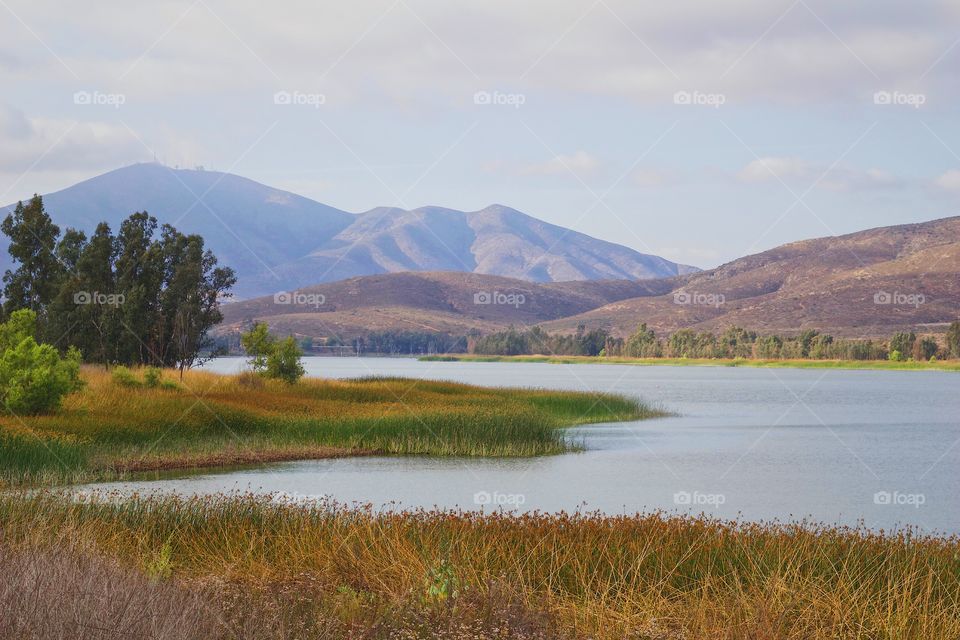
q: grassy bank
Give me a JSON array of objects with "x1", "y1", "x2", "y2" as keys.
[
  {"x1": 2, "y1": 492, "x2": 958, "y2": 639},
  {"x1": 0, "y1": 367, "x2": 657, "y2": 486},
  {"x1": 422, "y1": 353, "x2": 960, "y2": 371}
]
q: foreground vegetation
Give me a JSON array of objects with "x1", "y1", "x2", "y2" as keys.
[
  {"x1": 1, "y1": 492, "x2": 958, "y2": 639},
  {"x1": 0, "y1": 367, "x2": 654, "y2": 486},
  {"x1": 422, "y1": 353, "x2": 960, "y2": 371}
]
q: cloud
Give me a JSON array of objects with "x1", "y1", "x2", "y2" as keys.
[
  {"x1": 736, "y1": 156, "x2": 903, "y2": 192},
  {"x1": 520, "y1": 150, "x2": 599, "y2": 176},
  {"x1": 0, "y1": 105, "x2": 146, "y2": 173},
  {"x1": 0, "y1": 104, "x2": 206, "y2": 201},
  {"x1": 934, "y1": 169, "x2": 960, "y2": 191},
  {"x1": 737, "y1": 157, "x2": 812, "y2": 183},
  {"x1": 819, "y1": 168, "x2": 902, "y2": 192},
  {"x1": 632, "y1": 168, "x2": 673, "y2": 187},
  {"x1": 0, "y1": 1, "x2": 957, "y2": 106}
]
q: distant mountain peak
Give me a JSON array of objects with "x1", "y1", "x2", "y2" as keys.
[{"x1": 2, "y1": 164, "x2": 698, "y2": 298}]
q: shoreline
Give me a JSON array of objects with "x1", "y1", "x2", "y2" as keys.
[{"x1": 420, "y1": 354, "x2": 960, "y2": 371}]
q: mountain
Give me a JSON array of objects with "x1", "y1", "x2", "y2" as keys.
[
  {"x1": 542, "y1": 216, "x2": 960, "y2": 338},
  {"x1": 0, "y1": 163, "x2": 355, "y2": 295},
  {"x1": 220, "y1": 216, "x2": 960, "y2": 342},
  {"x1": 216, "y1": 271, "x2": 674, "y2": 340},
  {"x1": 246, "y1": 204, "x2": 698, "y2": 295},
  {"x1": 0, "y1": 164, "x2": 696, "y2": 298}
]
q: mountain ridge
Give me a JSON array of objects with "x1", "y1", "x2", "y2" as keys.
[
  {"x1": 0, "y1": 163, "x2": 696, "y2": 298},
  {"x1": 217, "y1": 215, "x2": 960, "y2": 341}
]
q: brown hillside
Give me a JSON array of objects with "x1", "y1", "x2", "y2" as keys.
[
  {"x1": 543, "y1": 216, "x2": 960, "y2": 338},
  {"x1": 217, "y1": 272, "x2": 671, "y2": 340}
]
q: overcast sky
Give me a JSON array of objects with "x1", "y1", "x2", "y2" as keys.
[{"x1": 1, "y1": 0, "x2": 959, "y2": 268}]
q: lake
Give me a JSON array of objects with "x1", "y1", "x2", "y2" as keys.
[{"x1": 78, "y1": 357, "x2": 960, "y2": 534}]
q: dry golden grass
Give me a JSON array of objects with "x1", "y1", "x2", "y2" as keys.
[{"x1": 1, "y1": 492, "x2": 957, "y2": 639}]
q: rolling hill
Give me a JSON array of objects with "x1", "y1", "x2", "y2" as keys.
[
  {"x1": 219, "y1": 216, "x2": 960, "y2": 342},
  {"x1": 543, "y1": 216, "x2": 960, "y2": 338},
  {"x1": 1, "y1": 163, "x2": 695, "y2": 298},
  {"x1": 217, "y1": 271, "x2": 674, "y2": 340}
]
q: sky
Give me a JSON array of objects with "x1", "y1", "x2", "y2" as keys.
[{"x1": 1, "y1": 0, "x2": 959, "y2": 269}]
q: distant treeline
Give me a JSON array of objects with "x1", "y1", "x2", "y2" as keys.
[
  {"x1": 470, "y1": 322, "x2": 960, "y2": 361},
  {"x1": 218, "y1": 328, "x2": 469, "y2": 356},
  {"x1": 334, "y1": 330, "x2": 467, "y2": 355},
  {"x1": 472, "y1": 325, "x2": 608, "y2": 357}
]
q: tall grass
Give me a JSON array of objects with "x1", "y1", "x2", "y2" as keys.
[
  {"x1": 2, "y1": 492, "x2": 957, "y2": 639},
  {"x1": 0, "y1": 368, "x2": 659, "y2": 486}
]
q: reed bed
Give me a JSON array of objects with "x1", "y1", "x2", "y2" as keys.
[
  {"x1": 1, "y1": 491, "x2": 957, "y2": 639},
  {"x1": 0, "y1": 367, "x2": 656, "y2": 486}
]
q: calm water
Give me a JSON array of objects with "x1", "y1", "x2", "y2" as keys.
[{"x1": 79, "y1": 357, "x2": 960, "y2": 534}]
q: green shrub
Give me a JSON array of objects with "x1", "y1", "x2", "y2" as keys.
[
  {"x1": 111, "y1": 365, "x2": 141, "y2": 387},
  {"x1": 160, "y1": 379, "x2": 180, "y2": 391},
  {"x1": 240, "y1": 323, "x2": 305, "y2": 384},
  {"x1": 143, "y1": 367, "x2": 162, "y2": 388},
  {"x1": 0, "y1": 310, "x2": 83, "y2": 414},
  {"x1": 266, "y1": 337, "x2": 305, "y2": 384},
  {"x1": 240, "y1": 322, "x2": 274, "y2": 373}
]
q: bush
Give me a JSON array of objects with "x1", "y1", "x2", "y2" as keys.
[
  {"x1": 240, "y1": 322, "x2": 274, "y2": 373},
  {"x1": 143, "y1": 367, "x2": 162, "y2": 388},
  {"x1": 111, "y1": 366, "x2": 141, "y2": 388},
  {"x1": 0, "y1": 311, "x2": 83, "y2": 415},
  {"x1": 240, "y1": 323, "x2": 305, "y2": 384},
  {"x1": 266, "y1": 337, "x2": 305, "y2": 384}
]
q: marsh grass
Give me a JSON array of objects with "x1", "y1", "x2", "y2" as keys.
[
  {"x1": 421, "y1": 354, "x2": 960, "y2": 371},
  {"x1": 2, "y1": 492, "x2": 958, "y2": 639},
  {"x1": 0, "y1": 367, "x2": 657, "y2": 486}
]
